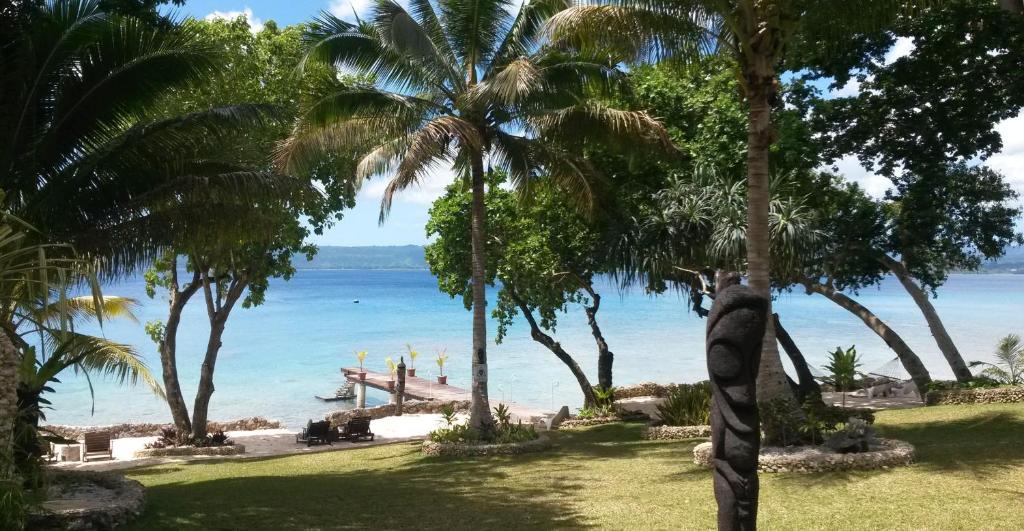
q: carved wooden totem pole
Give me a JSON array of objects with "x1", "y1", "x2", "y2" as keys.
[{"x1": 706, "y1": 284, "x2": 768, "y2": 531}]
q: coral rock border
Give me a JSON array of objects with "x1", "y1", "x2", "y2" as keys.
[
  {"x1": 693, "y1": 438, "x2": 915, "y2": 473},
  {"x1": 422, "y1": 434, "x2": 552, "y2": 457},
  {"x1": 133, "y1": 443, "x2": 245, "y2": 458},
  {"x1": 642, "y1": 425, "x2": 711, "y2": 440},
  {"x1": 28, "y1": 472, "x2": 145, "y2": 531},
  {"x1": 925, "y1": 386, "x2": 1024, "y2": 406}
]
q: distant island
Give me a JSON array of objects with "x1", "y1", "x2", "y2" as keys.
[
  {"x1": 297, "y1": 245, "x2": 428, "y2": 270},
  {"x1": 295, "y1": 245, "x2": 1023, "y2": 273},
  {"x1": 978, "y1": 246, "x2": 1024, "y2": 274}
]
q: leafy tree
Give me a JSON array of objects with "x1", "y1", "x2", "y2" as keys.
[
  {"x1": 427, "y1": 181, "x2": 614, "y2": 407},
  {"x1": 280, "y1": 0, "x2": 671, "y2": 434},
  {"x1": 970, "y1": 335, "x2": 1024, "y2": 385},
  {"x1": 797, "y1": 2, "x2": 1024, "y2": 381},
  {"x1": 549, "y1": 0, "x2": 935, "y2": 416},
  {"x1": 143, "y1": 17, "x2": 352, "y2": 440}
]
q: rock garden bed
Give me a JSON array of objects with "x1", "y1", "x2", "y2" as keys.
[
  {"x1": 692, "y1": 438, "x2": 915, "y2": 473},
  {"x1": 558, "y1": 410, "x2": 650, "y2": 429},
  {"x1": 422, "y1": 433, "x2": 552, "y2": 457},
  {"x1": 28, "y1": 471, "x2": 145, "y2": 530},
  {"x1": 133, "y1": 443, "x2": 246, "y2": 458},
  {"x1": 642, "y1": 425, "x2": 711, "y2": 440},
  {"x1": 43, "y1": 417, "x2": 282, "y2": 440}
]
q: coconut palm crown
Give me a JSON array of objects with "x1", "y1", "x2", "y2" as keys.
[{"x1": 279, "y1": 0, "x2": 672, "y2": 432}]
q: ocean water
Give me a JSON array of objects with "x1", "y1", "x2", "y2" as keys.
[{"x1": 46, "y1": 270, "x2": 1024, "y2": 428}]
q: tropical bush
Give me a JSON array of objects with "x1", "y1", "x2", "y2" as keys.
[
  {"x1": 825, "y1": 418, "x2": 878, "y2": 454},
  {"x1": 823, "y1": 346, "x2": 862, "y2": 392},
  {"x1": 970, "y1": 334, "x2": 1024, "y2": 386},
  {"x1": 656, "y1": 381, "x2": 711, "y2": 427},
  {"x1": 429, "y1": 404, "x2": 537, "y2": 445},
  {"x1": 576, "y1": 404, "x2": 617, "y2": 420}
]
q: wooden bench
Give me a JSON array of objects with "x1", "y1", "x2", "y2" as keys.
[{"x1": 83, "y1": 431, "x2": 112, "y2": 462}]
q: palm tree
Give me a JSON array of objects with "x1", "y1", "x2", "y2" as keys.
[
  {"x1": 0, "y1": 0, "x2": 281, "y2": 276},
  {"x1": 548, "y1": 0, "x2": 941, "y2": 412},
  {"x1": 970, "y1": 334, "x2": 1024, "y2": 385},
  {"x1": 280, "y1": 0, "x2": 671, "y2": 433}
]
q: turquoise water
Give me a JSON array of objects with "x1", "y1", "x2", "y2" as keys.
[{"x1": 47, "y1": 271, "x2": 1024, "y2": 427}]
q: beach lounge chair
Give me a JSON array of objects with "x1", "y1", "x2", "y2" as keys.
[
  {"x1": 83, "y1": 431, "x2": 113, "y2": 461},
  {"x1": 338, "y1": 416, "x2": 374, "y2": 442},
  {"x1": 296, "y1": 420, "x2": 333, "y2": 446}
]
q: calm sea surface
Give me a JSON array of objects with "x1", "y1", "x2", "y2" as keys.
[{"x1": 47, "y1": 270, "x2": 1024, "y2": 427}]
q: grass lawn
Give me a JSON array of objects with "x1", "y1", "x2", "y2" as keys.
[{"x1": 123, "y1": 403, "x2": 1024, "y2": 530}]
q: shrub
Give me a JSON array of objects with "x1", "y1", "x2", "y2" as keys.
[
  {"x1": 593, "y1": 386, "x2": 616, "y2": 407},
  {"x1": 493, "y1": 422, "x2": 538, "y2": 444},
  {"x1": 825, "y1": 418, "x2": 878, "y2": 453},
  {"x1": 428, "y1": 424, "x2": 480, "y2": 444},
  {"x1": 656, "y1": 381, "x2": 711, "y2": 427},
  {"x1": 144, "y1": 427, "x2": 233, "y2": 449},
  {"x1": 576, "y1": 404, "x2": 616, "y2": 419}
]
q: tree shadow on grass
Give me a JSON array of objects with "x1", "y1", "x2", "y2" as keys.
[{"x1": 876, "y1": 410, "x2": 1024, "y2": 476}]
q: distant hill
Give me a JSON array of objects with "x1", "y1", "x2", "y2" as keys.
[
  {"x1": 297, "y1": 245, "x2": 427, "y2": 270},
  {"x1": 980, "y1": 246, "x2": 1024, "y2": 274}
]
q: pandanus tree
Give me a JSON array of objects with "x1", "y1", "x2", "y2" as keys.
[
  {"x1": 280, "y1": 0, "x2": 671, "y2": 433},
  {"x1": 548, "y1": 0, "x2": 943, "y2": 420}
]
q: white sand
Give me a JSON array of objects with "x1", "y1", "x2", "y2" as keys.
[
  {"x1": 616, "y1": 396, "x2": 666, "y2": 420},
  {"x1": 52, "y1": 413, "x2": 460, "y2": 472}
]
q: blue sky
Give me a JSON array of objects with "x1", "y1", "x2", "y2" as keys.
[{"x1": 173, "y1": 1, "x2": 1024, "y2": 245}]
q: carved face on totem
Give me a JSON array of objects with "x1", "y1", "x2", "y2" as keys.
[{"x1": 706, "y1": 286, "x2": 767, "y2": 409}]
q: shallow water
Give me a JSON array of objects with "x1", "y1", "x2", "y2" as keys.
[{"x1": 46, "y1": 270, "x2": 1024, "y2": 428}]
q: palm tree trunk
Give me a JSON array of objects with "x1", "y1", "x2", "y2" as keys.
[
  {"x1": 802, "y1": 279, "x2": 932, "y2": 393},
  {"x1": 878, "y1": 255, "x2": 972, "y2": 382},
  {"x1": 161, "y1": 269, "x2": 201, "y2": 436},
  {"x1": 1000, "y1": 0, "x2": 1023, "y2": 14},
  {"x1": 509, "y1": 287, "x2": 597, "y2": 408},
  {"x1": 581, "y1": 283, "x2": 613, "y2": 390},
  {"x1": 745, "y1": 75, "x2": 795, "y2": 409},
  {"x1": 468, "y1": 151, "x2": 494, "y2": 433},
  {"x1": 0, "y1": 330, "x2": 18, "y2": 480},
  {"x1": 191, "y1": 272, "x2": 248, "y2": 440}
]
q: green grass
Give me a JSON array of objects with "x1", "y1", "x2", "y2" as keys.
[{"x1": 124, "y1": 403, "x2": 1024, "y2": 530}]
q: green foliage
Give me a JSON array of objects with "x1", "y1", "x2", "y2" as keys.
[
  {"x1": 656, "y1": 382, "x2": 711, "y2": 427},
  {"x1": 925, "y1": 378, "x2": 1004, "y2": 392},
  {"x1": 593, "y1": 386, "x2": 616, "y2": 407},
  {"x1": 493, "y1": 404, "x2": 512, "y2": 427},
  {"x1": 0, "y1": 475, "x2": 27, "y2": 531},
  {"x1": 824, "y1": 345, "x2": 862, "y2": 392},
  {"x1": 429, "y1": 424, "x2": 481, "y2": 444},
  {"x1": 426, "y1": 181, "x2": 605, "y2": 342},
  {"x1": 440, "y1": 404, "x2": 458, "y2": 428},
  {"x1": 576, "y1": 404, "x2": 616, "y2": 420},
  {"x1": 824, "y1": 418, "x2": 878, "y2": 454},
  {"x1": 970, "y1": 334, "x2": 1024, "y2": 386},
  {"x1": 435, "y1": 349, "x2": 448, "y2": 375},
  {"x1": 493, "y1": 422, "x2": 539, "y2": 445}
]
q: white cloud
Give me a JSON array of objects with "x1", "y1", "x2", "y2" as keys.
[
  {"x1": 986, "y1": 115, "x2": 1024, "y2": 199},
  {"x1": 884, "y1": 37, "x2": 915, "y2": 65},
  {"x1": 360, "y1": 162, "x2": 456, "y2": 206},
  {"x1": 205, "y1": 7, "x2": 263, "y2": 33},
  {"x1": 827, "y1": 155, "x2": 893, "y2": 198},
  {"x1": 329, "y1": 0, "x2": 373, "y2": 21}
]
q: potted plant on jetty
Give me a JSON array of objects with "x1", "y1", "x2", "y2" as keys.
[
  {"x1": 356, "y1": 350, "x2": 368, "y2": 381},
  {"x1": 385, "y1": 356, "x2": 397, "y2": 391},
  {"x1": 436, "y1": 349, "x2": 448, "y2": 385},
  {"x1": 406, "y1": 344, "x2": 419, "y2": 378}
]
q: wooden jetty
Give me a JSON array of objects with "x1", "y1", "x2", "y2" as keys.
[{"x1": 342, "y1": 368, "x2": 556, "y2": 425}]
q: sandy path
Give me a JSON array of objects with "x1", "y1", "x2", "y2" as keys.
[{"x1": 52, "y1": 413, "x2": 458, "y2": 472}]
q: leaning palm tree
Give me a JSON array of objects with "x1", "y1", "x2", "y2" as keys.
[
  {"x1": 970, "y1": 334, "x2": 1024, "y2": 386},
  {"x1": 279, "y1": 0, "x2": 672, "y2": 433},
  {"x1": 0, "y1": 0, "x2": 283, "y2": 276},
  {"x1": 548, "y1": 0, "x2": 942, "y2": 413}
]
